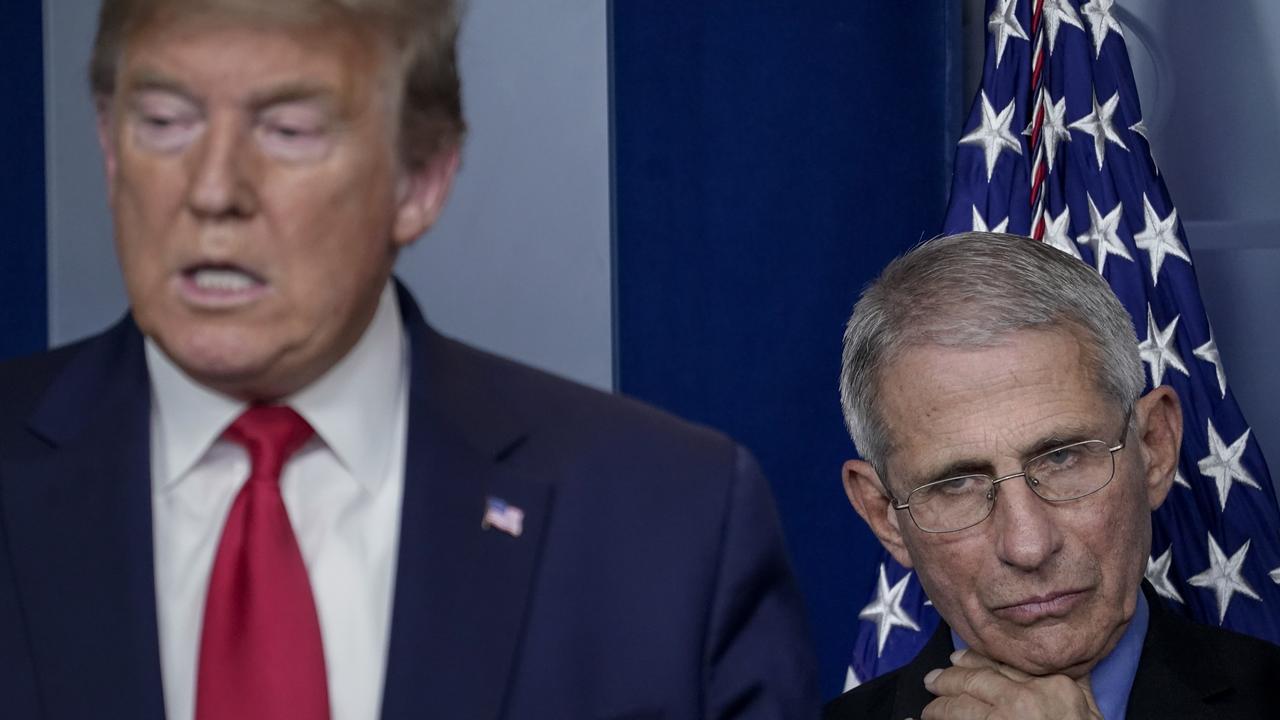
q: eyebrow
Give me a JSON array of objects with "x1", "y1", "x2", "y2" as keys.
[
  {"x1": 120, "y1": 71, "x2": 198, "y2": 103},
  {"x1": 246, "y1": 82, "x2": 341, "y2": 113}
]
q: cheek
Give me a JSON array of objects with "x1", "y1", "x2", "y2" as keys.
[
  {"x1": 269, "y1": 159, "x2": 398, "y2": 250},
  {"x1": 903, "y1": 534, "x2": 987, "y2": 611},
  {"x1": 1097, "y1": 490, "x2": 1153, "y2": 583},
  {"x1": 112, "y1": 202, "x2": 171, "y2": 298}
]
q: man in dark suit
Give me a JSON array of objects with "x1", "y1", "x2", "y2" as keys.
[
  {"x1": 827, "y1": 233, "x2": 1280, "y2": 720},
  {"x1": 0, "y1": 1, "x2": 817, "y2": 718}
]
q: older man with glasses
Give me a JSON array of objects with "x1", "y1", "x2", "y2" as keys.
[{"x1": 825, "y1": 233, "x2": 1280, "y2": 720}]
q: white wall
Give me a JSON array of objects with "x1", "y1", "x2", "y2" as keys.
[{"x1": 42, "y1": 0, "x2": 614, "y2": 391}]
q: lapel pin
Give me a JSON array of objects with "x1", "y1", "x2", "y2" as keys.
[{"x1": 481, "y1": 495, "x2": 524, "y2": 538}]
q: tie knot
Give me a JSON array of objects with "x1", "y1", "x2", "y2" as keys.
[{"x1": 223, "y1": 406, "x2": 314, "y2": 483}]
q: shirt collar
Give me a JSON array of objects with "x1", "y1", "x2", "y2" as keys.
[
  {"x1": 1087, "y1": 590, "x2": 1148, "y2": 720},
  {"x1": 948, "y1": 591, "x2": 1149, "y2": 720},
  {"x1": 147, "y1": 281, "x2": 407, "y2": 494}
]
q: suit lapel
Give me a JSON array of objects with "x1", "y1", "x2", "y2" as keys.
[
  {"x1": 380, "y1": 286, "x2": 553, "y2": 720},
  {"x1": 888, "y1": 622, "x2": 953, "y2": 720},
  {"x1": 0, "y1": 319, "x2": 165, "y2": 719}
]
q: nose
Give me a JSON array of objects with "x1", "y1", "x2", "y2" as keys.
[
  {"x1": 186, "y1": 116, "x2": 258, "y2": 219},
  {"x1": 990, "y1": 477, "x2": 1064, "y2": 571}
]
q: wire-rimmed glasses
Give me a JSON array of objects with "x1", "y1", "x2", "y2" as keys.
[{"x1": 889, "y1": 413, "x2": 1131, "y2": 533}]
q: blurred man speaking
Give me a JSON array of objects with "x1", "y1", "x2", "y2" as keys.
[
  {"x1": 0, "y1": 2, "x2": 817, "y2": 718},
  {"x1": 826, "y1": 233, "x2": 1280, "y2": 719}
]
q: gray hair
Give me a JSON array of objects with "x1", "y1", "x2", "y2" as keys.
[{"x1": 838, "y1": 232, "x2": 1144, "y2": 471}]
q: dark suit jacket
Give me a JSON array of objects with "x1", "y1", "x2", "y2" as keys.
[
  {"x1": 824, "y1": 584, "x2": 1280, "y2": 719},
  {"x1": 0, "y1": 285, "x2": 818, "y2": 719}
]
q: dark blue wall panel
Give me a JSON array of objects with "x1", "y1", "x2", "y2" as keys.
[
  {"x1": 611, "y1": 1, "x2": 961, "y2": 697},
  {"x1": 1, "y1": 3, "x2": 48, "y2": 360}
]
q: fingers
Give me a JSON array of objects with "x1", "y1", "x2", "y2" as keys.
[
  {"x1": 924, "y1": 664, "x2": 1020, "y2": 707},
  {"x1": 921, "y1": 693, "x2": 995, "y2": 720},
  {"x1": 922, "y1": 650, "x2": 1101, "y2": 719},
  {"x1": 948, "y1": 649, "x2": 1032, "y2": 682}
]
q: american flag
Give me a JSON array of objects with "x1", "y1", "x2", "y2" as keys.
[
  {"x1": 482, "y1": 496, "x2": 525, "y2": 538},
  {"x1": 848, "y1": 0, "x2": 1280, "y2": 689}
]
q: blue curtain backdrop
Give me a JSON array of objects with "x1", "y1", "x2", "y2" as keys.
[
  {"x1": 1, "y1": 2, "x2": 48, "y2": 361},
  {"x1": 610, "y1": 1, "x2": 962, "y2": 697}
]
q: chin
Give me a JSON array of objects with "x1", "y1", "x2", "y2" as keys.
[
  {"x1": 989, "y1": 632, "x2": 1098, "y2": 677},
  {"x1": 159, "y1": 329, "x2": 279, "y2": 394}
]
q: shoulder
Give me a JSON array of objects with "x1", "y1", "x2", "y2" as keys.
[
  {"x1": 1152, "y1": 605, "x2": 1280, "y2": 677},
  {"x1": 823, "y1": 669, "x2": 901, "y2": 720},
  {"x1": 0, "y1": 334, "x2": 103, "y2": 445},
  {"x1": 431, "y1": 331, "x2": 744, "y2": 471},
  {"x1": 1133, "y1": 596, "x2": 1280, "y2": 715},
  {"x1": 825, "y1": 622, "x2": 951, "y2": 720},
  {"x1": 0, "y1": 314, "x2": 140, "y2": 425}
]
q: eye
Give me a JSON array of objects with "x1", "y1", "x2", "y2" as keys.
[
  {"x1": 916, "y1": 475, "x2": 986, "y2": 502},
  {"x1": 1041, "y1": 446, "x2": 1081, "y2": 467},
  {"x1": 129, "y1": 93, "x2": 202, "y2": 152},
  {"x1": 265, "y1": 121, "x2": 321, "y2": 140},
  {"x1": 936, "y1": 475, "x2": 982, "y2": 494},
  {"x1": 256, "y1": 105, "x2": 332, "y2": 162}
]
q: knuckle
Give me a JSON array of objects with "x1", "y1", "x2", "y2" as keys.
[
  {"x1": 961, "y1": 669, "x2": 987, "y2": 695},
  {"x1": 1045, "y1": 675, "x2": 1074, "y2": 693}
]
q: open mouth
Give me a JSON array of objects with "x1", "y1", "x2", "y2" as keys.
[{"x1": 179, "y1": 264, "x2": 269, "y2": 306}]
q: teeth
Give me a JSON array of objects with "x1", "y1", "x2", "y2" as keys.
[{"x1": 192, "y1": 268, "x2": 258, "y2": 292}]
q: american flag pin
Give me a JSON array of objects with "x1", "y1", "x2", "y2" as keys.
[{"x1": 481, "y1": 495, "x2": 524, "y2": 538}]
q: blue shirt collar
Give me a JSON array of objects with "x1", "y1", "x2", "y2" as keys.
[{"x1": 949, "y1": 591, "x2": 1149, "y2": 719}]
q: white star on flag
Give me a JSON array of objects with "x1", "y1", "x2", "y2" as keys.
[
  {"x1": 1042, "y1": 206, "x2": 1079, "y2": 259},
  {"x1": 960, "y1": 92, "x2": 1022, "y2": 181},
  {"x1": 971, "y1": 205, "x2": 1009, "y2": 234},
  {"x1": 1128, "y1": 118, "x2": 1159, "y2": 174},
  {"x1": 859, "y1": 563, "x2": 921, "y2": 656},
  {"x1": 1146, "y1": 547, "x2": 1184, "y2": 603},
  {"x1": 1075, "y1": 195, "x2": 1130, "y2": 274},
  {"x1": 1042, "y1": 0, "x2": 1085, "y2": 55},
  {"x1": 1027, "y1": 93, "x2": 1072, "y2": 172},
  {"x1": 1194, "y1": 332, "x2": 1228, "y2": 399},
  {"x1": 987, "y1": 0, "x2": 1029, "y2": 67},
  {"x1": 1188, "y1": 535, "x2": 1261, "y2": 623},
  {"x1": 1081, "y1": 0, "x2": 1124, "y2": 58},
  {"x1": 1129, "y1": 118, "x2": 1150, "y2": 143},
  {"x1": 1069, "y1": 91, "x2": 1129, "y2": 169},
  {"x1": 1198, "y1": 420, "x2": 1260, "y2": 510},
  {"x1": 1138, "y1": 306, "x2": 1189, "y2": 386},
  {"x1": 1173, "y1": 467, "x2": 1190, "y2": 489},
  {"x1": 1133, "y1": 194, "x2": 1190, "y2": 285}
]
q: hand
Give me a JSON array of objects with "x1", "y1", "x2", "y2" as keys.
[{"x1": 915, "y1": 648, "x2": 1102, "y2": 720}]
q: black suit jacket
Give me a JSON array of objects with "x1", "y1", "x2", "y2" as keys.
[
  {"x1": 0, "y1": 285, "x2": 819, "y2": 719},
  {"x1": 825, "y1": 584, "x2": 1280, "y2": 719}
]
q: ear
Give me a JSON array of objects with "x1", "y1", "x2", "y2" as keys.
[
  {"x1": 1133, "y1": 385, "x2": 1183, "y2": 511},
  {"x1": 843, "y1": 458, "x2": 913, "y2": 567},
  {"x1": 95, "y1": 96, "x2": 118, "y2": 198},
  {"x1": 391, "y1": 144, "x2": 461, "y2": 248}
]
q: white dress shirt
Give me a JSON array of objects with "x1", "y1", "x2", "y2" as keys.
[{"x1": 148, "y1": 283, "x2": 409, "y2": 720}]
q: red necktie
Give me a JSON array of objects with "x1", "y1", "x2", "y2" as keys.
[{"x1": 196, "y1": 406, "x2": 331, "y2": 720}]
